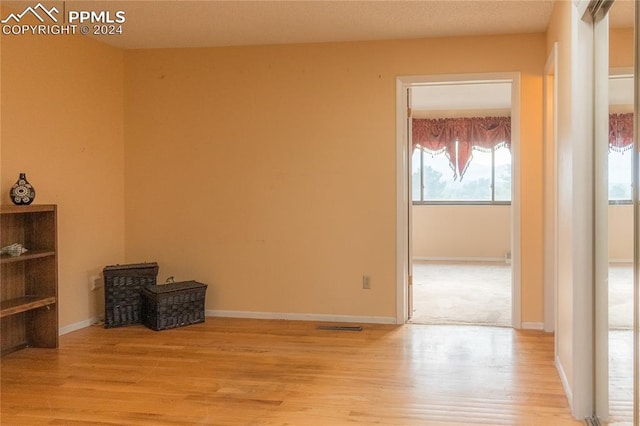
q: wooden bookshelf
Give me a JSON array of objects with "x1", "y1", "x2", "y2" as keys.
[{"x1": 1, "y1": 204, "x2": 58, "y2": 356}]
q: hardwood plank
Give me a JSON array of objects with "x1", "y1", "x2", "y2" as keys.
[{"x1": 0, "y1": 318, "x2": 582, "y2": 425}]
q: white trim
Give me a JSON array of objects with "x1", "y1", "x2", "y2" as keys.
[
  {"x1": 521, "y1": 322, "x2": 544, "y2": 331},
  {"x1": 556, "y1": 355, "x2": 574, "y2": 412},
  {"x1": 543, "y1": 42, "x2": 559, "y2": 335},
  {"x1": 59, "y1": 316, "x2": 102, "y2": 336},
  {"x1": 634, "y1": 3, "x2": 640, "y2": 422},
  {"x1": 206, "y1": 310, "x2": 397, "y2": 325},
  {"x1": 412, "y1": 256, "x2": 506, "y2": 263},
  {"x1": 634, "y1": 5, "x2": 640, "y2": 424},
  {"x1": 57, "y1": 312, "x2": 397, "y2": 336},
  {"x1": 397, "y1": 72, "x2": 521, "y2": 329},
  {"x1": 569, "y1": 3, "x2": 597, "y2": 417},
  {"x1": 593, "y1": 11, "x2": 610, "y2": 419},
  {"x1": 608, "y1": 259, "x2": 633, "y2": 264},
  {"x1": 396, "y1": 78, "x2": 409, "y2": 324},
  {"x1": 510, "y1": 73, "x2": 522, "y2": 330}
]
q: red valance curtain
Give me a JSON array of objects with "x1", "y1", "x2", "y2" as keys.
[
  {"x1": 412, "y1": 116, "x2": 511, "y2": 180},
  {"x1": 413, "y1": 113, "x2": 635, "y2": 180},
  {"x1": 609, "y1": 113, "x2": 634, "y2": 152}
]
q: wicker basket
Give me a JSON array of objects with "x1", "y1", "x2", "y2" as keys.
[
  {"x1": 103, "y1": 262, "x2": 159, "y2": 328},
  {"x1": 141, "y1": 281, "x2": 207, "y2": 331}
]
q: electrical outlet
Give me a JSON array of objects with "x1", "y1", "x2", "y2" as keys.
[
  {"x1": 362, "y1": 275, "x2": 371, "y2": 289},
  {"x1": 90, "y1": 275, "x2": 102, "y2": 291}
]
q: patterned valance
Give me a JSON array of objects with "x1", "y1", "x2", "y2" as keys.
[
  {"x1": 609, "y1": 113, "x2": 633, "y2": 152},
  {"x1": 412, "y1": 116, "x2": 510, "y2": 180},
  {"x1": 413, "y1": 113, "x2": 636, "y2": 180}
]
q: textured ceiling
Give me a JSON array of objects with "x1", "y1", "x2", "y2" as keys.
[{"x1": 78, "y1": 0, "x2": 559, "y2": 49}]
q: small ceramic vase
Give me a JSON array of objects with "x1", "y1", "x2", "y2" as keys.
[{"x1": 10, "y1": 173, "x2": 36, "y2": 205}]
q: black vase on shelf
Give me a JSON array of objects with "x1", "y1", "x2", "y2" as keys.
[{"x1": 10, "y1": 173, "x2": 36, "y2": 205}]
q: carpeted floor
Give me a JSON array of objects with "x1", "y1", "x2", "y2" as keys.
[
  {"x1": 410, "y1": 261, "x2": 634, "y2": 329},
  {"x1": 609, "y1": 263, "x2": 634, "y2": 330},
  {"x1": 409, "y1": 261, "x2": 512, "y2": 326}
]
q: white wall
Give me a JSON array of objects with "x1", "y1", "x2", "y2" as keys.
[{"x1": 547, "y1": 0, "x2": 596, "y2": 417}]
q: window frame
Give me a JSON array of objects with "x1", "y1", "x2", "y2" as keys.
[
  {"x1": 412, "y1": 142, "x2": 512, "y2": 206},
  {"x1": 607, "y1": 147, "x2": 633, "y2": 205}
]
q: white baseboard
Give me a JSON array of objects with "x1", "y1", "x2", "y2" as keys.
[
  {"x1": 59, "y1": 315, "x2": 103, "y2": 336},
  {"x1": 609, "y1": 259, "x2": 633, "y2": 264},
  {"x1": 206, "y1": 310, "x2": 397, "y2": 324},
  {"x1": 521, "y1": 322, "x2": 544, "y2": 331},
  {"x1": 57, "y1": 311, "x2": 395, "y2": 336},
  {"x1": 555, "y1": 355, "x2": 573, "y2": 412},
  {"x1": 413, "y1": 256, "x2": 506, "y2": 263}
]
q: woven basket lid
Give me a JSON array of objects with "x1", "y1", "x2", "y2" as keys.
[
  {"x1": 103, "y1": 262, "x2": 159, "y2": 277},
  {"x1": 144, "y1": 280, "x2": 206, "y2": 295}
]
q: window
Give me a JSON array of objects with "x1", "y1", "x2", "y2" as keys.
[
  {"x1": 608, "y1": 112, "x2": 633, "y2": 203},
  {"x1": 412, "y1": 142, "x2": 512, "y2": 204},
  {"x1": 608, "y1": 149, "x2": 632, "y2": 203}
]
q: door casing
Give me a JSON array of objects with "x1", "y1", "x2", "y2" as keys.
[{"x1": 395, "y1": 73, "x2": 521, "y2": 328}]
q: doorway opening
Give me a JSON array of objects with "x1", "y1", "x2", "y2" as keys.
[
  {"x1": 395, "y1": 73, "x2": 521, "y2": 328},
  {"x1": 408, "y1": 82, "x2": 513, "y2": 326},
  {"x1": 607, "y1": 71, "x2": 634, "y2": 424}
]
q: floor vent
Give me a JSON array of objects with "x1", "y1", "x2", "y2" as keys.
[
  {"x1": 317, "y1": 325, "x2": 363, "y2": 332},
  {"x1": 584, "y1": 416, "x2": 601, "y2": 426}
]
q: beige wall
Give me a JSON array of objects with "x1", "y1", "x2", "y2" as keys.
[
  {"x1": 610, "y1": 27, "x2": 634, "y2": 69},
  {"x1": 609, "y1": 205, "x2": 633, "y2": 261},
  {"x1": 1, "y1": 28, "x2": 548, "y2": 326},
  {"x1": 124, "y1": 33, "x2": 546, "y2": 321},
  {"x1": 413, "y1": 204, "x2": 632, "y2": 261},
  {"x1": 1, "y1": 32, "x2": 125, "y2": 328},
  {"x1": 412, "y1": 205, "x2": 510, "y2": 259}
]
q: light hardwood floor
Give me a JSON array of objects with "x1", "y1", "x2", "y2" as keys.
[
  {"x1": 409, "y1": 261, "x2": 635, "y2": 423},
  {"x1": 0, "y1": 318, "x2": 581, "y2": 425}
]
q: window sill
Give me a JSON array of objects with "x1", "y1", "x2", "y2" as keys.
[{"x1": 412, "y1": 201, "x2": 512, "y2": 206}]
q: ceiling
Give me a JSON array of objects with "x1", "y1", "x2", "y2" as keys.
[
  {"x1": 2, "y1": 1, "x2": 634, "y2": 50},
  {"x1": 95, "y1": 0, "x2": 558, "y2": 50},
  {"x1": 59, "y1": 1, "x2": 550, "y2": 49},
  {"x1": 411, "y1": 82, "x2": 512, "y2": 112}
]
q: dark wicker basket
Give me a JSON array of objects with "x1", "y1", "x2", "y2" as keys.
[
  {"x1": 141, "y1": 281, "x2": 207, "y2": 331},
  {"x1": 103, "y1": 262, "x2": 159, "y2": 328}
]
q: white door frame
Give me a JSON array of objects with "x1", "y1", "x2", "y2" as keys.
[
  {"x1": 543, "y1": 43, "x2": 559, "y2": 335},
  {"x1": 593, "y1": 12, "x2": 610, "y2": 419},
  {"x1": 395, "y1": 72, "x2": 522, "y2": 328}
]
